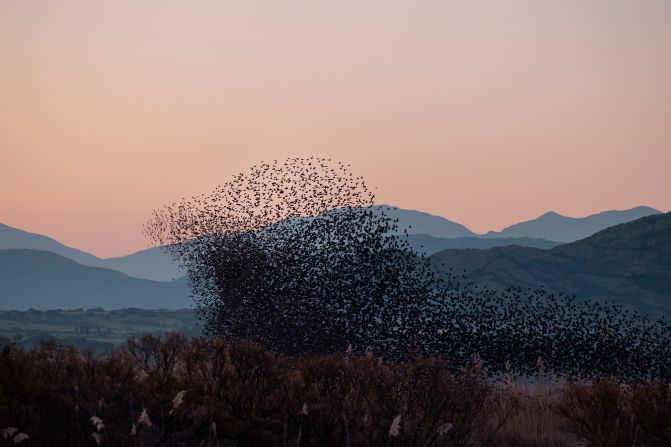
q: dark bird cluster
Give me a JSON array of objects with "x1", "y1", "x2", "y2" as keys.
[{"x1": 145, "y1": 158, "x2": 671, "y2": 381}]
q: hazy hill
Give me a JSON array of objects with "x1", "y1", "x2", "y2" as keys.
[
  {"x1": 102, "y1": 247, "x2": 182, "y2": 282},
  {"x1": 406, "y1": 234, "x2": 560, "y2": 256},
  {"x1": 0, "y1": 222, "x2": 180, "y2": 281},
  {"x1": 1, "y1": 205, "x2": 661, "y2": 283},
  {"x1": 0, "y1": 223, "x2": 102, "y2": 266},
  {"x1": 483, "y1": 206, "x2": 660, "y2": 242},
  {"x1": 2, "y1": 208, "x2": 477, "y2": 281},
  {"x1": 0, "y1": 249, "x2": 191, "y2": 310},
  {"x1": 372, "y1": 205, "x2": 475, "y2": 238},
  {"x1": 432, "y1": 212, "x2": 671, "y2": 317}
]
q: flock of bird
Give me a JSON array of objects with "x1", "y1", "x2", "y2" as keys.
[{"x1": 145, "y1": 157, "x2": 671, "y2": 381}]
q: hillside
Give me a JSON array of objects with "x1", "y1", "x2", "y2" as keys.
[
  {"x1": 102, "y1": 247, "x2": 182, "y2": 282},
  {"x1": 0, "y1": 223, "x2": 102, "y2": 266},
  {"x1": 1, "y1": 205, "x2": 662, "y2": 284},
  {"x1": 0, "y1": 249, "x2": 191, "y2": 310},
  {"x1": 483, "y1": 206, "x2": 660, "y2": 242},
  {"x1": 0, "y1": 222, "x2": 181, "y2": 281},
  {"x1": 406, "y1": 234, "x2": 560, "y2": 255},
  {"x1": 432, "y1": 212, "x2": 671, "y2": 316},
  {"x1": 372, "y1": 205, "x2": 475, "y2": 238},
  {"x1": 1, "y1": 207, "x2": 477, "y2": 281}
]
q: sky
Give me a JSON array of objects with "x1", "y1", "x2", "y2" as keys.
[{"x1": 1, "y1": 0, "x2": 670, "y2": 258}]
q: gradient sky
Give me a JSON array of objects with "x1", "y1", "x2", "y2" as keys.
[{"x1": 1, "y1": 1, "x2": 670, "y2": 258}]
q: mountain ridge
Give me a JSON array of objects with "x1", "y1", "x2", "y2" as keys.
[
  {"x1": 483, "y1": 206, "x2": 661, "y2": 242},
  {"x1": 0, "y1": 223, "x2": 103, "y2": 265},
  {"x1": 1, "y1": 211, "x2": 668, "y2": 314},
  {"x1": 371, "y1": 205, "x2": 475, "y2": 238},
  {"x1": 432, "y1": 212, "x2": 671, "y2": 317},
  {"x1": 0, "y1": 249, "x2": 191, "y2": 310},
  {"x1": 406, "y1": 234, "x2": 561, "y2": 255},
  {"x1": 1, "y1": 205, "x2": 662, "y2": 281}
]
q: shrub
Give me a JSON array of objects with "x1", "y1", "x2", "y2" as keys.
[
  {"x1": 557, "y1": 378, "x2": 671, "y2": 447},
  {"x1": 2, "y1": 334, "x2": 668, "y2": 446},
  {"x1": 0, "y1": 334, "x2": 521, "y2": 446}
]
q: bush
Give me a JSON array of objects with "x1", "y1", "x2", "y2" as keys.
[
  {"x1": 0, "y1": 334, "x2": 515, "y2": 446},
  {"x1": 1, "y1": 334, "x2": 668, "y2": 446},
  {"x1": 557, "y1": 378, "x2": 671, "y2": 447}
]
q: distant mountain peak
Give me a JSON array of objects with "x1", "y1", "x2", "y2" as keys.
[
  {"x1": 0, "y1": 249, "x2": 190, "y2": 310},
  {"x1": 484, "y1": 206, "x2": 661, "y2": 243},
  {"x1": 371, "y1": 205, "x2": 475, "y2": 238},
  {"x1": 537, "y1": 211, "x2": 563, "y2": 219},
  {"x1": 0, "y1": 222, "x2": 102, "y2": 265},
  {"x1": 432, "y1": 212, "x2": 671, "y2": 317},
  {"x1": 2, "y1": 205, "x2": 663, "y2": 283}
]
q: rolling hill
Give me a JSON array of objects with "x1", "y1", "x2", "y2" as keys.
[
  {"x1": 101, "y1": 247, "x2": 182, "y2": 282},
  {"x1": 483, "y1": 206, "x2": 660, "y2": 242},
  {"x1": 0, "y1": 249, "x2": 191, "y2": 310},
  {"x1": 372, "y1": 205, "x2": 475, "y2": 238},
  {"x1": 406, "y1": 234, "x2": 560, "y2": 255},
  {"x1": 0, "y1": 222, "x2": 180, "y2": 281},
  {"x1": 0, "y1": 209, "x2": 485, "y2": 281},
  {"x1": 0, "y1": 222, "x2": 102, "y2": 266},
  {"x1": 0, "y1": 205, "x2": 662, "y2": 284},
  {"x1": 432, "y1": 212, "x2": 671, "y2": 317}
]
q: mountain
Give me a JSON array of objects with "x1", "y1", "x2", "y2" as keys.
[
  {"x1": 483, "y1": 206, "x2": 660, "y2": 242},
  {"x1": 101, "y1": 207, "x2": 474, "y2": 278},
  {"x1": 2, "y1": 211, "x2": 669, "y2": 314},
  {"x1": 406, "y1": 234, "x2": 561, "y2": 256},
  {"x1": 431, "y1": 212, "x2": 671, "y2": 317},
  {"x1": 101, "y1": 247, "x2": 182, "y2": 282},
  {"x1": 0, "y1": 249, "x2": 191, "y2": 310},
  {"x1": 1, "y1": 207, "x2": 476, "y2": 281},
  {"x1": 0, "y1": 222, "x2": 180, "y2": 281},
  {"x1": 0, "y1": 205, "x2": 661, "y2": 283},
  {"x1": 372, "y1": 206, "x2": 475, "y2": 238},
  {"x1": 0, "y1": 222, "x2": 102, "y2": 266}
]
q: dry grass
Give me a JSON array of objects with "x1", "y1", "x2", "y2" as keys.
[
  {"x1": 492, "y1": 378, "x2": 581, "y2": 447},
  {"x1": 0, "y1": 333, "x2": 668, "y2": 446}
]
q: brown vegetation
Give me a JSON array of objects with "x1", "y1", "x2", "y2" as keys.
[{"x1": 0, "y1": 334, "x2": 669, "y2": 446}]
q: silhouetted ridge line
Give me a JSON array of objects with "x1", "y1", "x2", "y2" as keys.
[
  {"x1": 483, "y1": 206, "x2": 661, "y2": 242},
  {"x1": 432, "y1": 212, "x2": 671, "y2": 317}
]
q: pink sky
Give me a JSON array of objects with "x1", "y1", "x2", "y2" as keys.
[{"x1": 1, "y1": 1, "x2": 670, "y2": 258}]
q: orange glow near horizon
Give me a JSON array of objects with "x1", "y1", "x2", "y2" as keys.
[{"x1": 1, "y1": 1, "x2": 670, "y2": 257}]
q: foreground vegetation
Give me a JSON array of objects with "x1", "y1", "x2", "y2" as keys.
[{"x1": 1, "y1": 333, "x2": 670, "y2": 446}]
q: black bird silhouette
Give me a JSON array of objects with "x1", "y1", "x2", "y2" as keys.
[{"x1": 145, "y1": 157, "x2": 671, "y2": 381}]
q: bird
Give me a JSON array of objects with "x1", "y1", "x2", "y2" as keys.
[{"x1": 144, "y1": 157, "x2": 671, "y2": 381}]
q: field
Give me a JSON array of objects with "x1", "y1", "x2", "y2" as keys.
[{"x1": 0, "y1": 308, "x2": 199, "y2": 353}]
